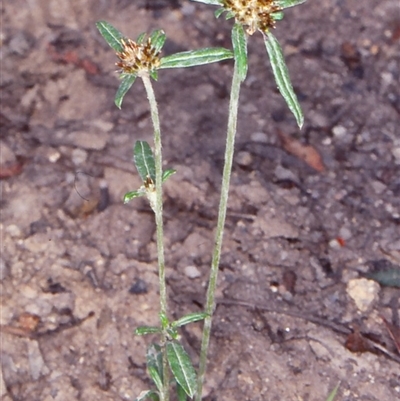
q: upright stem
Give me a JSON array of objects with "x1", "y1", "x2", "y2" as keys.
[
  {"x1": 195, "y1": 61, "x2": 242, "y2": 401},
  {"x1": 141, "y1": 74, "x2": 169, "y2": 401}
]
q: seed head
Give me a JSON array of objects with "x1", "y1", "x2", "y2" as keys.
[
  {"x1": 116, "y1": 38, "x2": 161, "y2": 75},
  {"x1": 223, "y1": 0, "x2": 282, "y2": 35}
]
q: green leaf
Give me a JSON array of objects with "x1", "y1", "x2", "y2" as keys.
[
  {"x1": 148, "y1": 366, "x2": 163, "y2": 393},
  {"x1": 123, "y1": 190, "x2": 145, "y2": 204},
  {"x1": 134, "y1": 141, "x2": 156, "y2": 182},
  {"x1": 232, "y1": 23, "x2": 248, "y2": 82},
  {"x1": 190, "y1": 0, "x2": 222, "y2": 5},
  {"x1": 276, "y1": 0, "x2": 307, "y2": 9},
  {"x1": 137, "y1": 32, "x2": 146, "y2": 44},
  {"x1": 147, "y1": 344, "x2": 164, "y2": 390},
  {"x1": 271, "y1": 11, "x2": 285, "y2": 21},
  {"x1": 135, "y1": 390, "x2": 159, "y2": 401},
  {"x1": 214, "y1": 8, "x2": 225, "y2": 18},
  {"x1": 171, "y1": 312, "x2": 208, "y2": 328},
  {"x1": 150, "y1": 70, "x2": 159, "y2": 81},
  {"x1": 264, "y1": 31, "x2": 304, "y2": 128},
  {"x1": 166, "y1": 342, "x2": 197, "y2": 398},
  {"x1": 159, "y1": 312, "x2": 169, "y2": 329},
  {"x1": 325, "y1": 382, "x2": 340, "y2": 401},
  {"x1": 150, "y1": 30, "x2": 166, "y2": 54},
  {"x1": 96, "y1": 21, "x2": 124, "y2": 52},
  {"x1": 162, "y1": 169, "x2": 176, "y2": 182},
  {"x1": 365, "y1": 268, "x2": 400, "y2": 288},
  {"x1": 176, "y1": 382, "x2": 187, "y2": 401},
  {"x1": 160, "y1": 48, "x2": 233, "y2": 69},
  {"x1": 135, "y1": 326, "x2": 162, "y2": 335},
  {"x1": 115, "y1": 74, "x2": 137, "y2": 109}
]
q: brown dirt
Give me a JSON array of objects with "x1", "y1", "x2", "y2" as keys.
[{"x1": 1, "y1": 1, "x2": 400, "y2": 400}]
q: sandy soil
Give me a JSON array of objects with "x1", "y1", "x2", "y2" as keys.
[{"x1": 1, "y1": 1, "x2": 400, "y2": 400}]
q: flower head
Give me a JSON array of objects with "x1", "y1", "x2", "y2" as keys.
[
  {"x1": 222, "y1": 0, "x2": 282, "y2": 35},
  {"x1": 116, "y1": 37, "x2": 161, "y2": 76}
]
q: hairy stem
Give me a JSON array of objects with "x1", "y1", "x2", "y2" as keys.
[
  {"x1": 141, "y1": 74, "x2": 169, "y2": 401},
  {"x1": 195, "y1": 60, "x2": 242, "y2": 401}
]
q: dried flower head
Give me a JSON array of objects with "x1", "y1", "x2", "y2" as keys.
[
  {"x1": 223, "y1": 0, "x2": 282, "y2": 35},
  {"x1": 116, "y1": 38, "x2": 161, "y2": 75}
]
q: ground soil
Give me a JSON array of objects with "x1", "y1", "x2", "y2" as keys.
[{"x1": 1, "y1": 1, "x2": 400, "y2": 400}]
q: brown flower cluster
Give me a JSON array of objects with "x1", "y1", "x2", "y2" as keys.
[
  {"x1": 223, "y1": 0, "x2": 282, "y2": 35},
  {"x1": 116, "y1": 38, "x2": 161, "y2": 75}
]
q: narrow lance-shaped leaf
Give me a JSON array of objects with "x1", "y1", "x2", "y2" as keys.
[
  {"x1": 147, "y1": 344, "x2": 164, "y2": 391},
  {"x1": 162, "y1": 169, "x2": 176, "y2": 182},
  {"x1": 160, "y1": 48, "x2": 233, "y2": 69},
  {"x1": 135, "y1": 390, "x2": 159, "y2": 401},
  {"x1": 276, "y1": 0, "x2": 307, "y2": 9},
  {"x1": 124, "y1": 190, "x2": 145, "y2": 204},
  {"x1": 135, "y1": 326, "x2": 162, "y2": 335},
  {"x1": 176, "y1": 382, "x2": 187, "y2": 401},
  {"x1": 115, "y1": 74, "x2": 137, "y2": 109},
  {"x1": 150, "y1": 30, "x2": 166, "y2": 54},
  {"x1": 264, "y1": 31, "x2": 304, "y2": 128},
  {"x1": 232, "y1": 23, "x2": 248, "y2": 82},
  {"x1": 96, "y1": 21, "x2": 125, "y2": 52},
  {"x1": 166, "y1": 342, "x2": 197, "y2": 398},
  {"x1": 134, "y1": 141, "x2": 156, "y2": 182},
  {"x1": 190, "y1": 0, "x2": 222, "y2": 5},
  {"x1": 325, "y1": 382, "x2": 340, "y2": 401},
  {"x1": 171, "y1": 312, "x2": 208, "y2": 328}
]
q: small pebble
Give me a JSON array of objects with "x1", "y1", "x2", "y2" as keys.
[
  {"x1": 332, "y1": 125, "x2": 347, "y2": 138},
  {"x1": 236, "y1": 151, "x2": 253, "y2": 167},
  {"x1": 250, "y1": 132, "x2": 269, "y2": 143},
  {"x1": 184, "y1": 265, "x2": 201, "y2": 279},
  {"x1": 72, "y1": 148, "x2": 88, "y2": 165},
  {"x1": 346, "y1": 278, "x2": 380, "y2": 312}
]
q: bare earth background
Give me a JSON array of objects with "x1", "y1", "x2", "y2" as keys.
[{"x1": 1, "y1": 0, "x2": 400, "y2": 400}]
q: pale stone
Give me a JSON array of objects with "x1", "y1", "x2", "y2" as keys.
[{"x1": 346, "y1": 278, "x2": 380, "y2": 312}]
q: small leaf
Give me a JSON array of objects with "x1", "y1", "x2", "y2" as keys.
[
  {"x1": 147, "y1": 343, "x2": 163, "y2": 388},
  {"x1": 365, "y1": 268, "x2": 400, "y2": 288},
  {"x1": 159, "y1": 312, "x2": 169, "y2": 329},
  {"x1": 325, "y1": 382, "x2": 340, "y2": 401},
  {"x1": 137, "y1": 32, "x2": 146, "y2": 44},
  {"x1": 276, "y1": 0, "x2": 307, "y2": 9},
  {"x1": 96, "y1": 21, "x2": 124, "y2": 52},
  {"x1": 162, "y1": 169, "x2": 176, "y2": 182},
  {"x1": 176, "y1": 381, "x2": 187, "y2": 401},
  {"x1": 232, "y1": 23, "x2": 248, "y2": 82},
  {"x1": 160, "y1": 48, "x2": 233, "y2": 69},
  {"x1": 123, "y1": 190, "x2": 145, "y2": 204},
  {"x1": 150, "y1": 70, "x2": 159, "y2": 81},
  {"x1": 271, "y1": 11, "x2": 285, "y2": 21},
  {"x1": 225, "y1": 11, "x2": 235, "y2": 20},
  {"x1": 150, "y1": 30, "x2": 166, "y2": 54},
  {"x1": 148, "y1": 366, "x2": 163, "y2": 393},
  {"x1": 135, "y1": 390, "x2": 159, "y2": 401},
  {"x1": 214, "y1": 8, "x2": 225, "y2": 18},
  {"x1": 264, "y1": 32, "x2": 304, "y2": 128},
  {"x1": 134, "y1": 141, "x2": 156, "y2": 182},
  {"x1": 166, "y1": 327, "x2": 179, "y2": 340},
  {"x1": 190, "y1": 0, "x2": 222, "y2": 5},
  {"x1": 135, "y1": 326, "x2": 162, "y2": 335},
  {"x1": 115, "y1": 74, "x2": 137, "y2": 109},
  {"x1": 166, "y1": 342, "x2": 197, "y2": 398},
  {"x1": 171, "y1": 312, "x2": 208, "y2": 328}
]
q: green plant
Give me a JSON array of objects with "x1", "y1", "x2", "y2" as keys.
[{"x1": 96, "y1": 0, "x2": 307, "y2": 399}]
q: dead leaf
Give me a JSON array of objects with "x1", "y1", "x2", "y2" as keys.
[
  {"x1": 277, "y1": 130, "x2": 325, "y2": 172},
  {"x1": 345, "y1": 328, "x2": 374, "y2": 353},
  {"x1": 381, "y1": 316, "x2": 400, "y2": 353}
]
